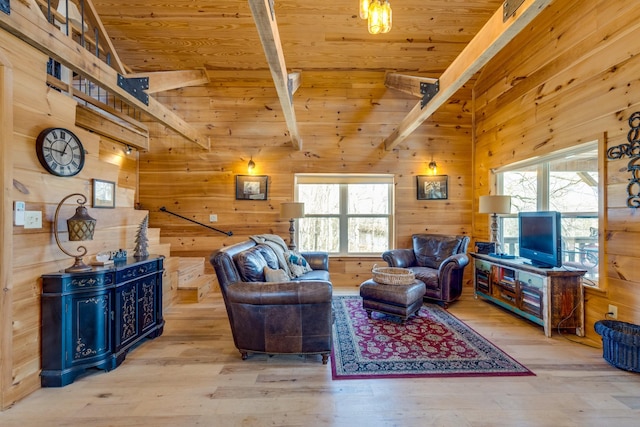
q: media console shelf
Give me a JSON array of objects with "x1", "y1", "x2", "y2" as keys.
[
  {"x1": 471, "y1": 253, "x2": 586, "y2": 337},
  {"x1": 41, "y1": 256, "x2": 164, "y2": 387}
]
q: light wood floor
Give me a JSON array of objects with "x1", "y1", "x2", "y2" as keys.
[{"x1": 1, "y1": 288, "x2": 639, "y2": 427}]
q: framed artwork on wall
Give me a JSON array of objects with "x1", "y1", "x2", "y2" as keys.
[
  {"x1": 236, "y1": 175, "x2": 268, "y2": 200},
  {"x1": 417, "y1": 175, "x2": 448, "y2": 200},
  {"x1": 93, "y1": 179, "x2": 116, "y2": 208}
]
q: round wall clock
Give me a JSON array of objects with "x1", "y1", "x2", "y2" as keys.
[{"x1": 36, "y1": 127, "x2": 86, "y2": 177}]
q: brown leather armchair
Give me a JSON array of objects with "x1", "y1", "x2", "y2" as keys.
[
  {"x1": 210, "y1": 240, "x2": 333, "y2": 364},
  {"x1": 382, "y1": 234, "x2": 470, "y2": 307}
]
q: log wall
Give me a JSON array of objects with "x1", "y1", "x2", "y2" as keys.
[
  {"x1": 0, "y1": 30, "x2": 163, "y2": 408},
  {"x1": 473, "y1": 0, "x2": 640, "y2": 341},
  {"x1": 142, "y1": 70, "x2": 474, "y2": 288}
]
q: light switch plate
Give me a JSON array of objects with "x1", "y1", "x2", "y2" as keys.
[
  {"x1": 209, "y1": 214, "x2": 218, "y2": 222},
  {"x1": 24, "y1": 211, "x2": 42, "y2": 229}
]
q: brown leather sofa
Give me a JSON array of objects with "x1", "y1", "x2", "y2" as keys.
[
  {"x1": 210, "y1": 240, "x2": 333, "y2": 364},
  {"x1": 382, "y1": 234, "x2": 470, "y2": 307}
]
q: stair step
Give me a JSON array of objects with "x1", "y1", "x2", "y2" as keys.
[
  {"x1": 177, "y1": 274, "x2": 213, "y2": 303},
  {"x1": 178, "y1": 257, "x2": 206, "y2": 286}
]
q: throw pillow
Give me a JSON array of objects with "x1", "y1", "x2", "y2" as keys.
[
  {"x1": 286, "y1": 251, "x2": 313, "y2": 278},
  {"x1": 263, "y1": 266, "x2": 289, "y2": 282}
]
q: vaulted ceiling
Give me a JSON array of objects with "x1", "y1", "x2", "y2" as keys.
[{"x1": 91, "y1": 0, "x2": 504, "y2": 76}]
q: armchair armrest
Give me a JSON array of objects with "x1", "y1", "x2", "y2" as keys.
[
  {"x1": 302, "y1": 251, "x2": 329, "y2": 271},
  {"x1": 437, "y1": 253, "x2": 469, "y2": 277},
  {"x1": 382, "y1": 249, "x2": 416, "y2": 268}
]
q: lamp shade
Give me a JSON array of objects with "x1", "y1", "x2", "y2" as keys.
[
  {"x1": 280, "y1": 202, "x2": 305, "y2": 219},
  {"x1": 67, "y1": 205, "x2": 96, "y2": 241},
  {"x1": 479, "y1": 195, "x2": 511, "y2": 214}
]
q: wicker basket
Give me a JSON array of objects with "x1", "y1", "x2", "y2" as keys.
[
  {"x1": 594, "y1": 320, "x2": 640, "y2": 373},
  {"x1": 371, "y1": 264, "x2": 415, "y2": 285}
]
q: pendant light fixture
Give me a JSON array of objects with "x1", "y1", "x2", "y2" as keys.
[{"x1": 361, "y1": 0, "x2": 392, "y2": 35}]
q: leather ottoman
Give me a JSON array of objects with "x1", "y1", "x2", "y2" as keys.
[{"x1": 359, "y1": 278, "x2": 426, "y2": 322}]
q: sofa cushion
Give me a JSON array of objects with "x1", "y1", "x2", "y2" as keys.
[
  {"x1": 234, "y1": 245, "x2": 270, "y2": 282},
  {"x1": 413, "y1": 234, "x2": 463, "y2": 269},
  {"x1": 295, "y1": 269, "x2": 331, "y2": 282},
  {"x1": 264, "y1": 266, "x2": 289, "y2": 282}
]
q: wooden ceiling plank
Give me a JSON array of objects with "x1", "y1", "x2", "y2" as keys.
[
  {"x1": 248, "y1": 0, "x2": 302, "y2": 150},
  {"x1": 385, "y1": 73, "x2": 439, "y2": 97},
  {"x1": 128, "y1": 69, "x2": 210, "y2": 94},
  {"x1": 384, "y1": 0, "x2": 553, "y2": 150},
  {"x1": 0, "y1": 0, "x2": 209, "y2": 149}
]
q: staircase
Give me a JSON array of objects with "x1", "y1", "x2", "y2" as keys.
[{"x1": 176, "y1": 257, "x2": 215, "y2": 303}]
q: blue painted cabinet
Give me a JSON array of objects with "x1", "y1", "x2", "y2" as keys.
[{"x1": 41, "y1": 256, "x2": 164, "y2": 387}]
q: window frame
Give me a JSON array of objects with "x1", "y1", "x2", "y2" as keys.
[
  {"x1": 294, "y1": 174, "x2": 395, "y2": 256},
  {"x1": 493, "y1": 141, "x2": 602, "y2": 285}
]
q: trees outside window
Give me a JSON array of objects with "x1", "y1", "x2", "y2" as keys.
[
  {"x1": 295, "y1": 175, "x2": 393, "y2": 255},
  {"x1": 497, "y1": 144, "x2": 599, "y2": 282}
]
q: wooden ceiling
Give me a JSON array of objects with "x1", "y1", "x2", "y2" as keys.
[{"x1": 91, "y1": 0, "x2": 504, "y2": 76}]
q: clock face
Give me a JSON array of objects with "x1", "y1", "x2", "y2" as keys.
[{"x1": 36, "y1": 128, "x2": 85, "y2": 177}]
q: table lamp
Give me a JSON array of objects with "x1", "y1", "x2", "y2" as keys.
[
  {"x1": 54, "y1": 193, "x2": 96, "y2": 272},
  {"x1": 479, "y1": 195, "x2": 511, "y2": 254},
  {"x1": 280, "y1": 202, "x2": 305, "y2": 251}
]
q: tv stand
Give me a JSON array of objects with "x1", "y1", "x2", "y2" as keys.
[{"x1": 471, "y1": 253, "x2": 586, "y2": 337}]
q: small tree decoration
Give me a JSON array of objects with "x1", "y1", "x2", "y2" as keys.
[{"x1": 134, "y1": 214, "x2": 149, "y2": 258}]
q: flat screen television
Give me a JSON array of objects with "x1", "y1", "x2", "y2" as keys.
[{"x1": 518, "y1": 211, "x2": 562, "y2": 268}]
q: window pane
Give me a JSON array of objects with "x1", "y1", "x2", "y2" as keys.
[
  {"x1": 348, "y1": 218, "x2": 389, "y2": 253},
  {"x1": 562, "y1": 217, "x2": 599, "y2": 280},
  {"x1": 298, "y1": 184, "x2": 339, "y2": 214},
  {"x1": 503, "y1": 171, "x2": 537, "y2": 212},
  {"x1": 549, "y1": 154, "x2": 598, "y2": 213},
  {"x1": 299, "y1": 217, "x2": 340, "y2": 252},
  {"x1": 348, "y1": 184, "x2": 389, "y2": 214}
]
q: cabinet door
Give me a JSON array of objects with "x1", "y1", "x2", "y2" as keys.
[
  {"x1": 115, "y1": 281, "x2": 138, "y2": 350},
  {"x1": 69, "y1": 289, "x2": 112, "y2": 366},
  {"x1": 138, "y1": 275, "x2": 157, "y2": 334}
]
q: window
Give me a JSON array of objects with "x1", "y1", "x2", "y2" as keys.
[
  {"x1": 295, "y1": 174, "x2": 394, "y2": 255},
  {"x1": 496, "y1": 142, "x2": 600, "y2": 282}
]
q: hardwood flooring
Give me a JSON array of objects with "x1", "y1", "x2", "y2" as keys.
[{"x1": 1, "y1": 288, "x2": 639, "y2": 426}]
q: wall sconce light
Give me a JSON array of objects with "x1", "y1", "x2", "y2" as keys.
[
  {"x1": 54, "y1": 193, "x2": 97, "y2": 272},
  {"x1": 280, "y1": 202, "x2": 305, "y2": 251},
  {"x1": 428, "y1": 160, "x2": 438, "y2": 175},
  {"x1": 124, "y1": 145, "x2": 132, "y2": 155},
  {"x1": 247, "y1": 157, "x2": 256, "y2": 174}
]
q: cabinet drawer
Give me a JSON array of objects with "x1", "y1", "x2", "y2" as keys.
[
  {"x1": 116, "y1": 261, "x2": 158, "y2": 282},
  {"x1": 475, "y1": 259, "x2": 491, "y2": 273},
  {"x1": 43, "y1": 271, "x2": 114, "y2": 294},
  {"x1": 518, "y1": 271, "x2": 544, "y2": 290}
]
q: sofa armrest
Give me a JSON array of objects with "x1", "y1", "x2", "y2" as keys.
[
  {"x1": 226, "y1": 280, "x2": 332, "y2": 305},
  {"x1": 382, "y1": 249, "x2": 416, "y2": 268},
  {"x1": 302, "y1": 251, "x2": 329, "y2": 271}
]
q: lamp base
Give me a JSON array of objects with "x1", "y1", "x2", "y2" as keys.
[{"x1": 65, "y1": 257, "x2": 93, "y2": 273}]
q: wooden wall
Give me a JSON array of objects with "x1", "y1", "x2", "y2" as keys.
[
  {"x1": 141, "y1": 70, "x2": 474, "y2": 289},
  {"x1": 0, "y1": 30, "x2": 167, "y2": 408},
  {"x1": 473, "y1": 0, "x2": 640, "y2": 340}
]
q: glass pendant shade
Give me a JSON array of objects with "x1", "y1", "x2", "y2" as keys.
[
  {"x1": 368, "y1": 0, "x2": 392, "y2": 35},
  {"x1": 359, "y1": 0, "x2": 371, "y2": 19}
]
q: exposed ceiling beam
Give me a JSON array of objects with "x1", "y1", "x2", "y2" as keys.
[
  {"x1": 0, "y1": 0, "x2": 209, "y2": 149},
  {"x1": 248, "y1": 0, "x2": 302, "y2": 150},
  {"x1": 128, "y1": 69, "x2": 210, "y2": 94},
  {"x1": 384, "y1": 0, "x2": 553, "y2": 151},
  {"x1": 288, "y1": 71, "x2": 302, "y2": 95},
  {"x1": 384, "y1": 73, "x2": 438, "y2": 97}
]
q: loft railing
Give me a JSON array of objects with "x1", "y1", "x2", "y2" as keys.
[{"x1": 159, "y1": 207, "x2": 233, "y2": 237}]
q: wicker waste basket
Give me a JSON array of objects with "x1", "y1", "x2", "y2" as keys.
[{"x1": 594, "y1": 320, "x2": 640, "y2": 373}]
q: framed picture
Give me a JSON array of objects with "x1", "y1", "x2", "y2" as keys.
[
  {"x1": 93, "y1": 179, "x2": 116, "y2": 208},
  {"x1": 417, "y1": 175, "x2": 448, "y2": 200},
  {"x1": 236, "y1": 175, "x2": 268, "y2": 200}
]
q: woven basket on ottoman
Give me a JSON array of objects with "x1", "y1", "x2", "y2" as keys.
[
  {"x1": 594, "y1": 320, "x2": 640, "y2": 373},
  {"x1": 359, "y1": 278, "x2": 426, "y2": 322}
]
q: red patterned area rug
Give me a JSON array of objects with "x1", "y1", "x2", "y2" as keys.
[{"x1": 331, "y1": 295, "x2": 534, "y2": 380}]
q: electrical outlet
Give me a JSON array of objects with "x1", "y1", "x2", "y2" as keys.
[
  {"x1": 608, "y1": 304, "x2": 618, "y2": 319},
  {"x1": 209, "y1": 214, "x2": 218, "y2": 222}
]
